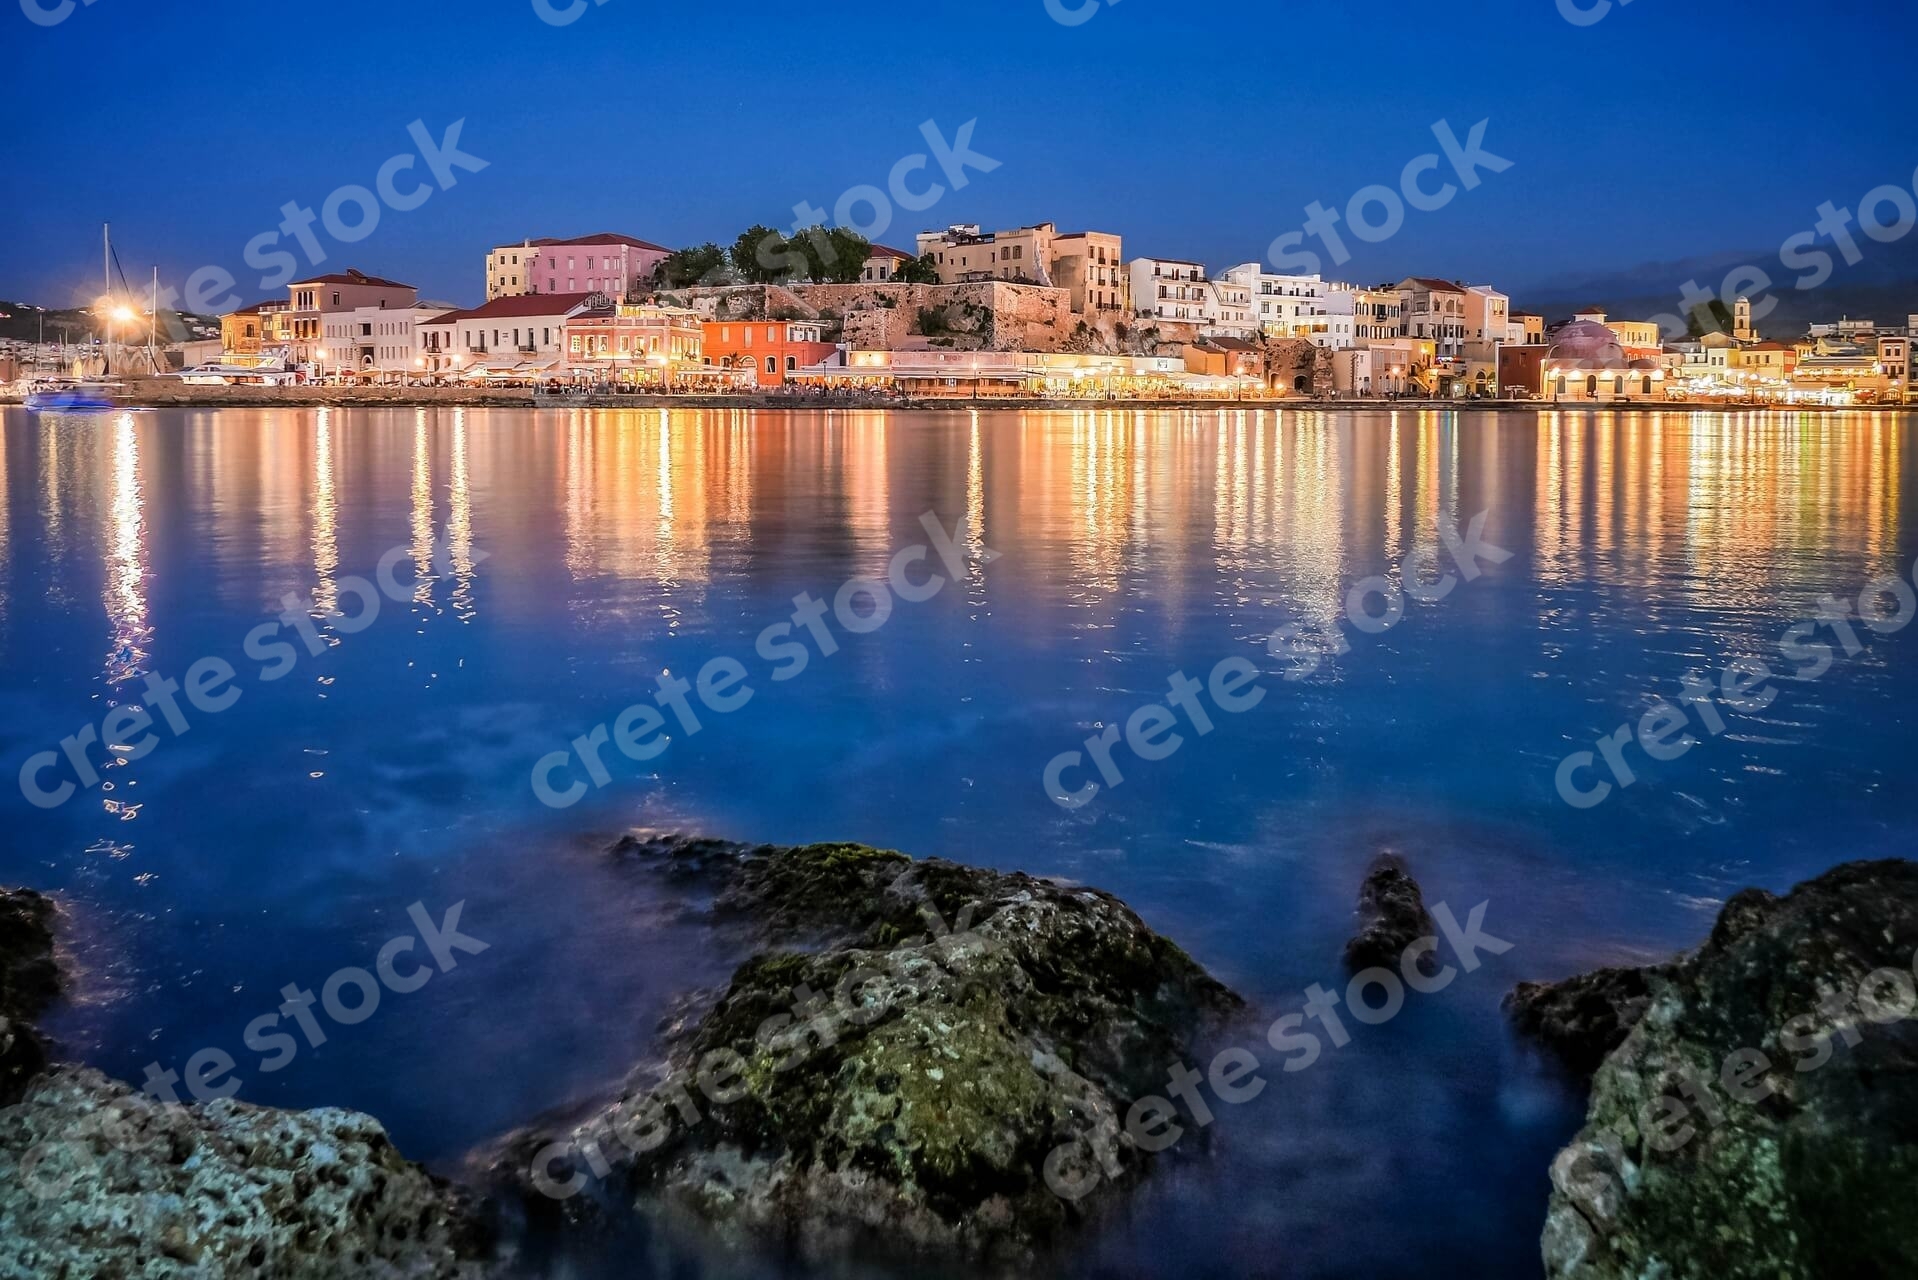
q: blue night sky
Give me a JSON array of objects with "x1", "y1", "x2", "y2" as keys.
[{"x1": 2, "y1": 0, "x2": 1912, "y2": 311}]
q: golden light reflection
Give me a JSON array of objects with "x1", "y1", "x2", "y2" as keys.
[
  {"x1": 449, "y1": 409, "x2": 476, "y2": 622},
  {"x1": 411, "y1": 411, "x2": 437, "y2": 607},
  {"x1": 310, "y1": 409, "x2": 338, "y2": 618},
  {"x1": 103, "y1": 413, "x2": 150, "y2": 684}
]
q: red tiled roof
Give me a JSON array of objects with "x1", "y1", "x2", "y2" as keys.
[
  {"x1": 419, "y1": 292, "x2": 601, "y2": 325},
  {"x1": 867, "y1": 244, "x2": 915, "y2": 260},
  {"x1": 1402, "y1": 277, "x2": 1466, "y2": 293},
  {"x1": 289, "y1": 269, "x2": 414, "y2": 290},
  {"x1": 515, "y1": 233, "x2": 670, "y2": 253}
]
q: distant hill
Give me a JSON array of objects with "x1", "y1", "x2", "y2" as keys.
[
  {"x1": 0, "y1": 300, "x2": 221, "y2": 346},
  {"x1": 1520, "y1": 236, "x2": 1918, "y2": 336}
]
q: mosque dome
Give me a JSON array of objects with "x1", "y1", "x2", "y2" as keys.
[{"x1": 1548, "y1": 319, "x2": 1627, "y2": 370}]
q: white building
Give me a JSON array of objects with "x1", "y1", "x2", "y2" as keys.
[
  {"x1": 1464, "y1": 285, "x2": 1511, "y2": 344},
  {"x1": 1202, "y1": 277, "x2": 1258, "y2": 339},
  {"x1": 1219, "y1": 264, "x2": 1326, "y2": 339},
  {"x1": 322, "y1": 301, "x2": 458, "y2": 377},
  {"x1": 418, "y1": 291, "x2": 604, "y2": 378},
  {"x1": 1130, "y1": 257, "x2": 1212, "y2": 325}
]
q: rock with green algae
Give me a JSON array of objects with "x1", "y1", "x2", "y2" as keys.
[
  {"x1": 0, "y1": 1066, "x2": 498, "y2": 1280},
  {"x1": 500, "y1": 835, "x2": 1243, "y2": 1269},
  {"x1": 1520, "y1": 860, "x2": 1918, "y2": 1280}
]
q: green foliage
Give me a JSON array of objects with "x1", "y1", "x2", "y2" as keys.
[
  {"x1": 785, "y1": 225, "x2": 872, "y2": 284},
  {"x1": 732, "y1": 225, "x2": 794, "y2": 284},
  {"x1": 655, "y1": 243, "x2": 728, "y2": 289},
  {"x1": 893, "y1": 253, "x2": 942, "y2": 285}
]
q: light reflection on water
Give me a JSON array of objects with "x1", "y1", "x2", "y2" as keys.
[{"x1": 1, "y1": 405, "x2": 1914, "y2": 1280}]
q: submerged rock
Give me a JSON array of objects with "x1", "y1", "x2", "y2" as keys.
[
  {"x1": 1343, "y1": 853, "x2": 1435, "y2": 974},
  {"x1": 0, "y1": 888, "x2": 59, "y2": 1107},
  {"x1": 0, "y1": 1066, "x2": 496, "y2": 1279},
  {"x1": 505, "y1": 837, "x2": 1243, "y2": 1269},
  {"x1": 1519, "y1": 860, "x2": 1918, "y2": 1280}
]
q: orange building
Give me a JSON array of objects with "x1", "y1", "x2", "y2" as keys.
[{"x1": 701, "y1": 320, "x2": 838, "y2": 386}]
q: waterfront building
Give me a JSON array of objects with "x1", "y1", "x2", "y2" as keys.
[
  {"x1": 485, "y1": 233, "x2": 671, "y2": 301},
  {"x1": 419, "y1": 291, "x2": 603, "y2": 379},
  {"x1": 1202, "y1": 276, "x2": 1258, "y2": 339},
  {"x1": 1049, "y1": 231, "x2": 1128, "y2": 318},
  {"x1": 286, "y1": 270, "x2": 418, "y2": 368},
  {"x1": 1510, "y1": 311, "x2": 1546, "y2": 345},
  {"x1": 564, "y1": 302, "x2": 706, "y2": 386},
  {"x1": 1332, "y1": 285, "x2": 1404, "y2": 345},
  {"x1": 914, "y1": 222, "x2": 1125, "y2": 316},
  {"x1": 325, "y1": 301, "x2": 459, "y2": 377},
  {"x1": 1183, "y1": 337, "x2": 1263, "y2": 379},
  {"x1": 701, "y1": 319, "x2": 837, "y2": 385},
  {"x1": 793, "y1": 348, "x2": 1193, "y2": 397},
  {"x1": 1394, "y1": 277, "x2": 1469, "y2": 358},
  {"x1": 916, "y1": 222, "x2": 1053, "y2": 285},
  {"x1": 1542, "y1": 318, "x2": 1665, "y2": 401},
  {"x1": 1366, "y1": 336, "x2": 1438, "y2": 396},
  {"x1": 220, "y1": 299, "x2": 291, "y2": 360},
  {"x1": 1879, "y1": 333, "x2": 1910, "y2": 402},
  {"x1": 1463, "y1": 284, "x2": 1511, "y2": 344},
  {"x1": 1219, "y1": 264, "x2": 1326, "y2": 339},
  {"x1": 1129, "y1": 257, "x2": 1213, "y2": 326}
]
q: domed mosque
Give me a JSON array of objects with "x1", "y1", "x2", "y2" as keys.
[{"x1": 1545, "y1": 308, "x2": 1666, "y2": 401}]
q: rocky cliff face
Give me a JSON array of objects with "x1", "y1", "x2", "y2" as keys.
[
  {"x1": 497, "y1": 837, "x2": 1243, "y2": 1272},
  {"x1": 1516, "y1": 860, "x2": 1918, "y2": 1280}
]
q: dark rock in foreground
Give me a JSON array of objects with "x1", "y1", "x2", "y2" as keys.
[
  {"x1": 0, "y1": 886, "x2": 498, "y2": 1278},
  {"x1": 1519, "y1": 860, "x2": 1918, "y2": 1280},
  {"x1": 0, "y1": 889, "x2": 59, "y2": 1107},
  {"x1": 0, "y1": 1067, "x2": 495, "y2": 1279},
  {"x1": 504, "y1": 836, "x2": 1243, "y2": 1269},
  {"x1": 1343, "y1": 853, "x2": 1435, "y2": 974}
]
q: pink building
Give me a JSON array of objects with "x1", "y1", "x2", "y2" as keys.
[{"x1": 485, "y1": 234, "x2": 671, "y2": 301}]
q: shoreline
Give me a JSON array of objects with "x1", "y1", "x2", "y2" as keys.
[{"x1": 3, "y1": 381, "x2": 1912, "y2": 413}]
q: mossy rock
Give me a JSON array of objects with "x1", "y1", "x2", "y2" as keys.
[
  {"x1": 1531, "y1": 860, "x2": 1918, "y2": 1279},
  {"x1": 507, "y1": 837, "x2": 1242, "y2": 1269}
]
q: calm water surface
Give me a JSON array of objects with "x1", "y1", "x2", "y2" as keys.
[{"x1": 2, "y1": 406, "x2": 1913, "y2": 1279}]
